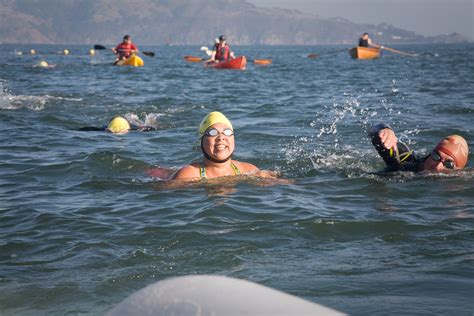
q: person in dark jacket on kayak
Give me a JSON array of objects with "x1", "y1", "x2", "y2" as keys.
[
  {"x1": 358, "y1": 33, "x2": 382, "y2": 49},
  {"x1": 112, "y1": 35, "x2": 139, "y2": 64},
  {"x1": 210, "y1": 35, "x2": 235, "y2": 62},
  {"x1": 79, "y1": 116, "x2": 156, "y2": 134},
  {"x1": 369, "y1": 123, "x2": 469, "y2": 172}
]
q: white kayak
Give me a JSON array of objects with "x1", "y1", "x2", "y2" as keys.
[{"x1": 107, "y1": 275, "x2": 345, "y2": 315}]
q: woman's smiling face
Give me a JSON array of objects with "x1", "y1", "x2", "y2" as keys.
[{"x1": 202, "y1": 123, "x2": 235, "y2": 162}]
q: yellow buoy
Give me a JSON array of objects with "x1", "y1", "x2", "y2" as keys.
[
  {"x1": 89, "y1": 49, "x2": 95, "y2": 56},
  {"x1": 30, "y1": 49, "x2": 36, "y2": 55},
  {"x1": 38, "y1": 61, "x2": 49, "y2": 67},
  {"x1": 63, "y1": 49, "x2": 70, "y2": 55}
]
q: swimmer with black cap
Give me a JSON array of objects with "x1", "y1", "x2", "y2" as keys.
[
  {"x1": 369, "y1": 123, "x2": 469, "y2": 172},
  {"x1": 79, "y1": 116, "x2": 156, "y2": 134},
  {"x1": 172, "y1": 111, "x2": 274, "y2": 180}
]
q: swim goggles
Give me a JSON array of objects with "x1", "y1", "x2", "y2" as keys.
[
  {"x1": 204, "y1": 128, "x2": 234, "y2": 137},
  {"x1": 431, "y1": 150, "x2": 456, "y2": 169}
]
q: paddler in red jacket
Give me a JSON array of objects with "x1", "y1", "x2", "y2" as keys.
[
  {"x1": 210, "y1": 35, "x2": 235, "y2": 62},
  {"x1": 112, "y1": 35, "x2": 139, "y2": 64}
]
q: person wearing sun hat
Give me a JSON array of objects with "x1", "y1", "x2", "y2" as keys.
[
  {"x1": 172, "y1": 111, "x2": 265, "y2": 180},
  {"x1": 369, "y1": 123, "x2": 469, "y2": 172}
]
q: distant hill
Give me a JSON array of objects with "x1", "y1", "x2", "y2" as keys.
[{"x1": 0, "y1": 0, "x2": 470, "y2": 45}]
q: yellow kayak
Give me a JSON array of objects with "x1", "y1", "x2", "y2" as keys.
[{"x1": 116, "y1": 55, "x2": 144, "y2": 67}]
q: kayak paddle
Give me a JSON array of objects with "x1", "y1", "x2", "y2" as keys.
[
  {"x1": 382, "y1": 46, "x2": 417, "y2": 57},
  {"x1": 307, "y1": 48, "x2": 349, "y2": 58},
  {"x1": 251, "y1": 59, "x2": 272, "y2": 65},
  {"x1": 93, "y1": 44, "x2": 155, "y2": 57},
  {"x1": 184, "y1": 55, "x2": 207, "y2": 62}
]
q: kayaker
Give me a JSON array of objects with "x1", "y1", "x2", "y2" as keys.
[
  {"x1": 112, "y1": 35, "x2": 139, "y2": 64},
  {"x1": 369, "y1": 123, "x2": 469, "y2": 172},
  {"x1": 210, "y1": 35, "x2": 235, "y2": 63},
  {"x1": 79, "y1": 116, "x2": 156, "y2": 134},
  {"x1": 358, "y1": 33, "x2": 383, "y2": 49},
  {"x1": 172, "y1": 111, "x2": 277, "y2": 180}
]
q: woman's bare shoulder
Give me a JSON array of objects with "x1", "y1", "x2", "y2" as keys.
[
  {"x1": 233, "y1": 160, "x2": 288, "y2": 180},
  {"x1": 172, "y1": 163, "x2": 201, "y2": 180},
  {"x1": 232, "y1": 160, "x2": 260, "y2": 174}
]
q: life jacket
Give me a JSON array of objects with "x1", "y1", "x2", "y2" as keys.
[
  {"x1": 358, "y1": 38, "x2": 369, "y2": 47},
  {"x1": 215, "y1": 44, "x2": 230, "y2": 62},
  {"x1": 116, "y1": 42, "x2": 137, "y2": 58}
]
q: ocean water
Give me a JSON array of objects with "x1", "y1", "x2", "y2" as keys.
[{"x1": 0, "y1": 43, "x2": 473, "y2": 315}]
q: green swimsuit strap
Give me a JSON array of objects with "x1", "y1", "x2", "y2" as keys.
[
  {"x1": 199, "y1": 164, "x2": 207, "y2": 179},
  {"x1": 200, "y1": 161, "x2": 241, "y2": 179},
  {"x1": 230, "y1": 162, "x2": 241, "y2": 175}
]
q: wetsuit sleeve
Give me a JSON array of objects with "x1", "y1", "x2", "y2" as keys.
[
  {"x1": 129, "y1": 125, "x2": 156, "y2": 132},
  {"x1": 78, "y1": 126, "x2": 105, "y2": 131},
  {"x1": 369, "y1": 123, "x2": 417, "y2": 171},
  {"x1": 137, "y1": 126, "x2": 156, "y2": 132}
]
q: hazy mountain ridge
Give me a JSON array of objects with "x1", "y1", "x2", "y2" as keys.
[{"x1": 0, "y1": 0, "x2": 469, "y2": 45}]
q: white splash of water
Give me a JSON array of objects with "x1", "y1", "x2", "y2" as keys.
[
  {"x1": 0, "y1": 79, "x2": 82, "y2": 111},
  {"x1": 124, "y1": 112, "x2": 164, "y2": 128},
  {"x1": 282, "y1": 89, "x2": 409, "y2": 177}
]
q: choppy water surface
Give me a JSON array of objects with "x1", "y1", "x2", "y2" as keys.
[{"x1": 1, "y1": 44, "x2": 473, "y2": 315}]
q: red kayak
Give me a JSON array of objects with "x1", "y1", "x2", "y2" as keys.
[{"x1": 204, "y1": 56, "x2": 247, "y2": 70}]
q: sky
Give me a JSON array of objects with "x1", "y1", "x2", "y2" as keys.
[{"x1": 247, "y1": 0, "x2": 473, "y2": 40}]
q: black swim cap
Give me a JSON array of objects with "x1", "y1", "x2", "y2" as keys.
[
  {"x1": 219, "y1": 35, "x2": 226, "y2": 41},
  {"x1": 123, "y1": 35, "x2": 131, "y2": 40}
]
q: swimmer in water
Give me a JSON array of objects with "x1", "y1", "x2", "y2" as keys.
[
  {"x1": 172, "y1": 111, "x2": 277, "y2": 180},
  {"x1": 369, "y1": 123, "x2": 469, "y2": 172},
  {"x1": 79, "y1": 116, "x2": 156, "y2": 134},
  {"x1": 35, "y1": 61, "x2": 56, "y2": 68}
]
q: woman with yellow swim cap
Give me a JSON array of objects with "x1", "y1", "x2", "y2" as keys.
[
  {"x1": 172, "y1": 111, "x2": 271, "y2": 180},
  {"x1": 78, "y1": 116, "x2": 156, "y2": 134}
]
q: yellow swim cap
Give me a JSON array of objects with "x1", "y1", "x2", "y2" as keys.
[
  {"x1": 38, "y1": 61, "x2": 49, "y2": 67},
  {"x1": 198, "y1": 111, "x2": 233, "y2": 137},
  {"x1": 63, "y1": 49, "x2": 70, "y2": 55},
  {"x1": 107, "y1": 116, "x2": 131, "y2": 134}
]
